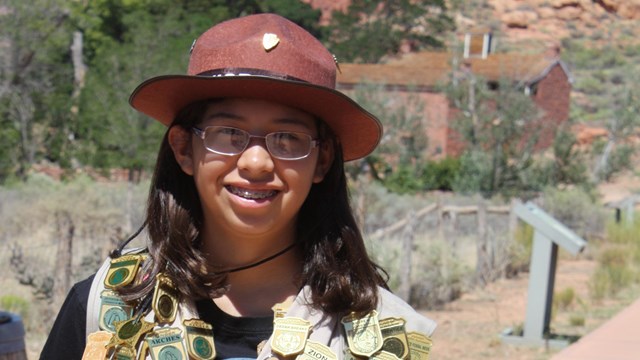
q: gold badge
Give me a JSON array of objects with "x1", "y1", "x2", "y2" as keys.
[
  {"x1": 99, "y1": 290, "x2": 133, "y2": 333},
  {"x1": 184, "y1": 319, "x2": 216, "y2": 360},
  {"x1": 152, "y1": 273, "x2": 179, "y2": 324},
  {"x1": 263, "y1": 33, "x2": 280, "y2": 51},
  {"x1": 271, "y1": 317, "x2": 311, "y2": 357},
  {"x1": 81, "y1": 331, "x2": 112, "y2": 360},
  {"x1": 146, "y1": 328, "x2": 188, "y2": 360},
  {"x1": 104, "y1": 254, "x2": 145, "y2": 289},
  {"x1": 341, "y1": 310, "x2": 384, "y2": 357},
  {"x1": 106, "y1": 318, "x2": 156, "y2": 350},
  {"x1": 379, "y1": 317, "x2": 410, "y2": 359},
  {"x1": 296, "y1": 340, "x2": 337, "y2": 360},
  {"x1": 112, "y1": 344, "x2": 136, "y2": 360},
  {"x1": 407, "y1": 332, "x2": 433, "y2": 360},
  {"x1": 271, "y1": 301, "x2": 289, "y2": 320},
  {"x1": 371, "y1": 350, "x2": 401, "y2": 360}
]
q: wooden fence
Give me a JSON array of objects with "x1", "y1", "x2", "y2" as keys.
[{"x1": 367, "y1": 199, "x2": 521, "y2": 301}]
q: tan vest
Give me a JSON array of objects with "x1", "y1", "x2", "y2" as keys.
[{"x1": 86, "y1": 255, "x2": 436, "y2": 359}]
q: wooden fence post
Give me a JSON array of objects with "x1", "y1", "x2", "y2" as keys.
[
  {"x1": 476, "y1": 201, "x2": 490, "y2": 285},
  {"x1": 54, "y1": 210, "x2": 74, "y2": 309},
  {"x1": 397, "y1": 211, "x2": 416, "y2": 302}
]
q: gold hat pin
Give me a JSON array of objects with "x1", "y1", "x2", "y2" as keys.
[{"x1": 263, "y1": 33, "x2": 280, "y2": 51}]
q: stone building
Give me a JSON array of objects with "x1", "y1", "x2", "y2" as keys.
[{"x1": 337, "y1": 49, "x2": 573, "y2": 159}]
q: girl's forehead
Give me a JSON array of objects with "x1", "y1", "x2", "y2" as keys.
[{"x1": 200, "y1": 98, "x2": 317, "y2": 130}]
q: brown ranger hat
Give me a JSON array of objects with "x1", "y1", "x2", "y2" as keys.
[{"x1": 129, "y1": 13, "x2": 382, "y2": 161}]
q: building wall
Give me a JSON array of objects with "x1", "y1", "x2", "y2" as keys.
[{"x1": 532, "y1": 63, "x2": 572, "y2": 150}]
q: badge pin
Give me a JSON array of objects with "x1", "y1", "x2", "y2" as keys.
[
  {"x1": 296, "y1": 340, "x2": 337, "y2": 360},
  {"x1": 184, "y1": 319, "x2": 216, "y2": 360},
  {"x1": 152, "y1": 273, "x2": 178, "y2": 324},
  {"x1": 99, "y1": 290, "x2": 133, "y2": 333},
  {"x1": 379, "y1": 317, "x2": 409, "y2": 359},
  {"x1": 271, "y1": 301, "x2": 289, "y2": 320},
  {"x1": 263, "y1": 33, "x2": 280, "y2": 51},
  {"x1": 146, "y1": 328, "x2": 188, "y2": 360},
  {"x1": 112, "y1": 345, "x2": 136, "y2": 360},
  {"x1": 271, "y1": 317, "x2": 311, "y2": 357},
  {"x1": 106, "y1": 318, "x2": 156, "y2": 350},
  {"x1": 371, "y1": 350, "x2": 402, "y2": 360},
  {"x1": 407, "y1": 332, "x2": 433, "y2": 360},
  {"x1": 341, "y1": 310, "x2": 384, "y2": 357},
  {"x1": 81, "y1": 331, "x2": 112, "y2": 360},
  {"x1": 104, "y1": 254, "x2": 145, "y2": 289}
]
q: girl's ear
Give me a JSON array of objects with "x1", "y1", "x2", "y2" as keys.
[
  {"x1": 168, "y1": 126, "x2": 194, "y2": 176},
  {"x1": 313, "y1": 140, "x2": 334, "y2": 183}
]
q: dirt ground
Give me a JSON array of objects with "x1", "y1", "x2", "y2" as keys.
[{"x1": 423, "y1": 257, "x2": 598, "y2": 360}]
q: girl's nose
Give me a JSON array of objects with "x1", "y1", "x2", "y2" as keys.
[{"x1": 236, "y1": 140, "x2": 275, "y2": 175}]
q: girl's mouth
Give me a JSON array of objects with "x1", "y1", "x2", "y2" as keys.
[{"x1": 226, "y1": 185, "x2": 278, "y2": 200}]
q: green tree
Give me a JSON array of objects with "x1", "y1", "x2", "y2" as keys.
[
  {"x1": 346, "y1": 83, "x2": 428, "y2": 194},
  {"x1": 327, "y1": 0, "x2": 454, "y2": 63},
  {"x1": 0, "y1": 0, "x2": 73, "y2": 181},
  {"x1": 445, "y1": 75, "x2": 542, "y2": 198}
]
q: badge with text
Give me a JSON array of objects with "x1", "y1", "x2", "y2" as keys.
[
  {"x1": 379, "y1": 317, "x2": 410, "y2": 359},
  {"x1": 146, "y1": 328, "x2": 188, "y2": 360},
  {"x1": 271, "y1": 317, "x2": 312, "y2": 357},
  {"x1": 104, "y1": 254, "x2": 144, "y2": 289},
  {"x1": 341, "y1": 310, "x2": 384, "y2": 357},
  {"x1": 271, "y1": 301, "x2": 289, "y2": 320},
  {"x1": 184, "y1": 319, "x2": 216, "y2": 360},
  {"x1": 106, "y1": 318, "x2": 156, "y2": 350},
  {"x1": 99, "y1": 290, "x2": 133, "y2": 333},
  {"x1": 296, "y1": 340, "x2": 337, "y2": 360},
  {"x1": 407, "y1": 332, "x2": 433, "y2": 360},
  {"x1": 152, "y1": 273, "x2": 179, "y2": 324},
  {"x1": 112, "y1": 345, "x2": 136, "y2": 360},
  {"x1": 371, "y1": 350, "x2": 401, "y2": 360},
  {"x1": 81, "y1": 330, "x2": 112, "y2": 360}
]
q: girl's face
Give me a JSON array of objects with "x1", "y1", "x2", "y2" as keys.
[{"x1": 170, "y1": 98, "x2": 332, "y2": 242}]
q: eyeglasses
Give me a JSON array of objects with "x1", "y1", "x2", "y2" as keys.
[{"x1": 192, "y1": 126, "x2": 320, "y2": 160}]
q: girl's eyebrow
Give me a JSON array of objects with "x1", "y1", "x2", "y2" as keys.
[
  {"x1": 204, "y1": 112, "x2": 314, "y2": 130},
  {"x1": 203, "y1": 111, "x2": 243, "y2": 121}
]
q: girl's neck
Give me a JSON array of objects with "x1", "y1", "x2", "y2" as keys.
[
  {"x1": 213, "y1": 247, "x2": 303, "y2": 316},
  {"x1": 201, "y1": 226, "x2": 303, "y2": 316}
]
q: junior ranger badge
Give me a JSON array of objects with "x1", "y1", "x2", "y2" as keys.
[
  {"x1": 152, "y1": 273, "x2": 179, "y2": 324},
  {"x1": 104, "y1": 254, "x2": 145, "y2": 289},
  {"x1": 271, "y1": 317, "x2": 312, "y2": 357},
  {"x1": 81, "y1": 330, "x2": 112, "y2": 360},
  {"x1": 146, "y1": 327, "x2": 188, "y2": 360},
  {"x1": 379, "y1": 317, "x2": 409, "y2": 359},
  {"x1": 371, "y1": 350, "x2": 401, "y2": 360},
  {"x1": 296, "y1": 340, "x2": 337, "y2": 360},
  {"x1": 407, "y1": 332, "x2": 433, "y2": 360},
  {"x1": 183, "y1": 319, "x2": 216, "y2": 360},
  {"x1": 99, "y1": 290, "x2": 133, "y2": 333},
  {"x1": 341, "y1": 310, "x2": 384, "y2": 357}
]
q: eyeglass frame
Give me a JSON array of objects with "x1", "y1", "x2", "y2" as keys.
[{"x1": 192, "y1": 126, "x2": 321, "y2": 161}]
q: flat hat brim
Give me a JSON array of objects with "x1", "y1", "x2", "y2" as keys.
[{"x1": 129, "y1": 75, "x2": 382, "y2": 161}]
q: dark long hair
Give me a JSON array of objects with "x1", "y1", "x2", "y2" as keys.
[{"x1": 120, "y1": 99, "x2": 388, "y2": 314}]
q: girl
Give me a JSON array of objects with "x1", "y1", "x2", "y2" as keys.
[{"x1": 42, "y1": 13, "x2": 435, "y2": 360}]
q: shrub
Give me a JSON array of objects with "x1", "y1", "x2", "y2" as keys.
[
  {"x1": 569, "y1": 315, "x2": 585, "y2": 327},
  {"x1": 505, "y1": 223, "x2": 533, "y2": 277},
  {"x1": 421, "y1": 157, "x2": 461, "y2": 191},
  {"x1": 0, "y1": 295, "x2": 30, "y2": 319},
  {"x1": 589, "y1": 246, "x2": 635, "y2": 300},
  {"x1": 541, "y1": 187, "x2": 607, "y2": 240},
  {"x1": 554, "y1": 287, "x2": 576, "y2": 311}
]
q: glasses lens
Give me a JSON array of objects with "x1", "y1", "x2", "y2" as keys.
[
  {"x1": 266, "y1": 132, "x2": 312, "y2": 159},
  {"x1": 204, "y1": 126, "x2": 249, "y2": 155}
]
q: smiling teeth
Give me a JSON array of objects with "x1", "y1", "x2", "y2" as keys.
[{"x1": 228, "y1": 186, "x2": 277, "y2": 200}]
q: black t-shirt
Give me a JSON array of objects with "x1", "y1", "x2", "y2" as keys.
[
  {"x1": 41, "y1": 276, "x2": 274, "y2": 359},
  {"x1": 197, "y1": 299, "x2": 273, "y2": 359}
]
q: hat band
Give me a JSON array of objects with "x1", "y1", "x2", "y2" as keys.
[{"x1": 197, "y1": 68, "x2": 307, "y2": 83}]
